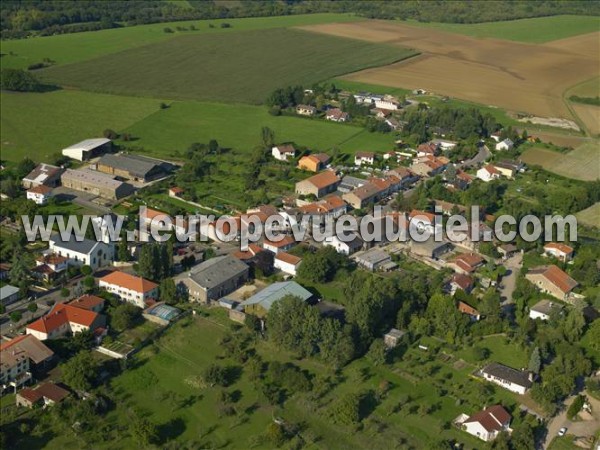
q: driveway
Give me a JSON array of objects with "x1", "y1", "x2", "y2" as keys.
[
  {"x1": 543, "y1": 391, "x2": 600, "y2": 449},
  {"x1": 499, "y1": 252, "x2": 523, "y2": 306}
]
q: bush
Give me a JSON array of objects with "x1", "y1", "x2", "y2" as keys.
[
  {"x1": 163, "y1": 27, "x2": 174, "y2": 33},
  {"x1": 103, "y1": 129, "x2": 119, "y2": 139},
  {"x1": 566, "y1": 395, "x2": 585, "y2": 420},
  {"x1": 220, "y1": 23, "x2": 232, "y2": 28}
]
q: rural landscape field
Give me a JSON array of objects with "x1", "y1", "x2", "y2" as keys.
[{"x1": 1, "y1": 2, "x2": 600, "y2": 449}]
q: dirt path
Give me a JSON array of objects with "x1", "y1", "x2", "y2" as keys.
[{"x1": 543, "y1": 392, "x2": 600, "y2": 449}]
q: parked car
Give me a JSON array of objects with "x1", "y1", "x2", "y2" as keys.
[{"x1": 558, "y1": 427, "x2": 567, "y2": 437}]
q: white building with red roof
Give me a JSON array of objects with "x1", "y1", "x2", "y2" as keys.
[
  {"x1": 263, "y1": 235, "x2": 297, "y2": 254},
  {"x1": 274, "y1": 252, "x2": 302, "y2": 276},
  {"x1": 26, "y1": 185, "x2": 53, "y2": 205},
  {"x1": 543, "y1": 242, "x2": 574, "y2": 262},
  {"x1": 477, "y1": 164, "x2": 502, "y2": 182},
  {"x1": 460, "y1": 405, "x2": 511, "y2": 442},
  {"x1": 98, "y1": 271, "x2": 158, "y2": 308},
  {"x1": 26, "y1": 303, "x2": 106, "y2": 341}
]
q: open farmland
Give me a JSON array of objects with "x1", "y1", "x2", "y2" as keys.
[
  {"x1": 572, "y1": 104, "x2": 600, "y2": 136},
  {"x1": 39, "y1": 28, "x2": 414, "y2": 104},
  {"x1": 576, "y1": 203, "x2": 600, "y2": 228},
  {"x1": 297, "y1": 20, "x2": 599, "y2": 120},
  {"x1": 0, "y1": 13, "x2": 362, "y2": 70},
  {"x1": 0, "y1": 90, "x2": 163, "y2": 162},
  {"x1": 520, "y1": 142, "x2": 600, "y2": 181},
  {"x1": 403, "y1": 15, "x2": 600, "y2": 43}
]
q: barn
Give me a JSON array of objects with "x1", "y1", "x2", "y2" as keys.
[
  {"x1": 95, "y1": 153, "x2": 174, "y2": 182},
  {"x1": 61, "y1": 138, "x2": 112, "y2": 161},
  {"x1": 61, "y1": 169, "x2": 134, "y2": 200}
]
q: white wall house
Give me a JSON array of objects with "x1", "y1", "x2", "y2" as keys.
[
  {"x1": 495, "y1": 138, "x2": 514, "y2": 151},
  {"x1": 461, "y1": 405, "x2": 511, "y2": 442},
  {"x1": 27, "y1": 185, "x2": 52, "y2": 205},
  {"x1": 274, "y1": 252, "x2": 302, "y2": 276},
  {"x1": 476, "y1": 165, "x2": 501, "y2": 182},
  {"x1": 374, "y1": 99, "x2": 399, "y2": 110},
  {"x1": 323, "y1": 235, "x2": 363, "y2": 255},
  {"x1": 481, "y1": 363, "x2": 533, "y2": 395},
  {"x1": 98, "y1": 271, "x2": 159, "y2": 308},
  {"x1": 354, "y1": 153, "x2": 375, "y2": 166},
  {"x1": 49, "y1": 235, "x2": 114, "y2": 270},
  {"x1": 271, "y1": 145, "x2": 296, "y2": 161}
]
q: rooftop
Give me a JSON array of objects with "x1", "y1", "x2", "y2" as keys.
[
  {"x1": 50, "y1": 233, "x2": 101, "y2": 255},
  {"x1": 241, "y1": 281, "x2": 312, "y2": 312},
  {"x1": 68, "y1": 295, "x2": 105, "y2": 311},
  {"x1": 97, "y1": 153, "x2": 173, "y2": 179},
  {"x1": 464, "y1": 405, "x2": 511, "y2": 433},
  {"x1": 530, "y1": 299, "x2": 562, "y2": 316},
  {"x1": 482, "y1": 362, "x2": 533, "y2": 388},
  {"x1": 99, "y1": 271, "x2": 158, "y2": 294},
  {"x1": 301, "y1": 170, "x2": 340, "y2": 190},
  {"x1": 0, "y1": 334, "x2": 54, "y2": 366},
  {"x1": 27, "y1": 303, "x2": 101, "y2": 334},
  {"x1": 23, "y1": 163, "x2": 62, "y2": 184},
  {"x1": 187, "y1": 255, "x2": 249, "y2": 290},
  {"x1": 63, "y1": 138, "x2": 111, "y2": 151},
  {"x1": 527, "y1": 265, "x2": 578, "y2": 294},
  {"x1": 0, "y1": 284, "x2": 19, "y2": 300},
  {"x1": 62, "y1": 168, "x2": 127, "y2": 189}
]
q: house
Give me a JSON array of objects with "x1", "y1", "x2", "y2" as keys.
[
  {"x1": 95, "y1": 153, "x2": 174, "y2": 182},
  {"x1": 325, "y1": 108, "x2": 349, "y2": 122},
  {"x1": 409, "y1": 239, "x2": 452, "y2": 259},
  {"x1": 450, "y1": 274, "x2": 474, "y2": 294},
  {"x1": 543, "y1": 242, "x2": 574, "y2": 262},
  {"x1": 323, "y1": 234, "x2": 364, "y2": 255},
  {"x1": 26, "y1": 303, "x2": 106, "y2": 341},
  {"x1": 297, "y1": 154, "x2": 330, "y2": 172},
  {"x1": 295, "y1": 170, "x2": 340, "y2": 198},
  {"x1": 272, "y1": 144, "x2": 296, "y2": 161},
  {"x1": 458, "y1": 301, "x2": 482, "y2": 321},
  {"x1": 495, "y1": 138, "x2": 514, "y2": 151},
  {"x1": 492, "y1": 162, "x2": 516, "y2": 179},
  {"x1": 98, "y1": 271, "x2": 159, "y2": 308},
  {"x1": 409, "y1": 209, "x2": 437, "y2": 232},
  {"x1": 480, "y1": 362, "x2": 533, "y2": 394},
  {"x1": 143, "y1": 302, "x2": 182, "y2": 326},
  {"x1": 342, "y1": 182, "x2": 380, "y2": 209},
  {"x1": 32, "y1": 254, "x2": 68, "y2": 282},
  {"x1": 385, "y1": 117, "x2": 401, "y2": 130},
  {"x1": 410, "y1": 156, "x2": 446, "y2": 177},
  {"x1": 461, "y1": 405, "x2": 511, "y2": 442},
  {"x1": 68, "y1": 295, "x2": 105, "y2": 313},
  {"x1": 0, "y1": 335, "x2": 54, "y2": 390},
  {"x1": 490, "y1": 131, "x2": 502, "y2": 142},
  {"x1": 263, "y1": 235, "x2": 297, "y2": 254},
  {"x1": 296, "y1": 104, "x2": 317, "y2": 116},
  {"x1": 529, "y1": 299, "x2": 562, "y2": 321},
  {"x1": 477, "y1": 164, "x2": 501, "y2": 182},
  {"x1": 274, "y1": 252, "x2": 302, "y2": 276},
  {"x1": 353, "y1": 248, "x2": 396, "y2": 272},
  {"x1": 0, "y1": 263, "x2": 10, "y2": 280},
  {"x1": 339, "y1": 175, "x2": 368, "y2": 192},
  {"x1": 240, "y1": 281, "x2": 313, "y2": 317},
  {"x1": 383, "y1": 328, "x2": 406, "y2": 349},
  {"x1": 27, "y1": 185, "x2": 52, "y2": 205},
  {"x1": 417, "y1": 142, "x2": 439, "y2": 157},
  {"x1": 232, "y1": 243, "x2": 265, "y2": 263},
  {"x1": 299, "y1": 195, "x2": 347, "y2": 219},
  {"x1": 450, "y1": 253, "x2": 485, "y2": 275},
  {"x1": 49, "y1": 234, "x2": 114, "y2": 270},
  {"x1": 62, "y1": 138, "x2": 112, "y2": 161},
  {"x1": 61, "y1": 169, "x2": 134, "y2": 200},
  {"x1": 0, "y1": 285, "x2": 20, "y2": 306},
  {"x1": 383, "y1": 150, "x2": 396, "y2": 160},
  {"x1": 355, "y1": 152, "x2": 375, "y2": 166},
  {"x1": 22, "y1": 163, "x2": 63, "y2": 189},
  {"x1": 431, "y1": 139, "x2": 458, "y2": 151},
  {"x1": 525, "y1": 265, "x2": 578, "y2": 301},
  {"x1": 168, "y1": 187, "x2": 184, "y2": 198},
  {"x1": 175, "y1": 255, "x2": 249, "y2": 303},
  {"x1": 497, "y1": 243, "x2": 518, "y2": 259},
  {"x1": 386, "y1": 167, "x2": 419, "y2": 187},
  {"x1": 16, "y1": 382, "x2": 70, "y2": 409},
  {"x1": 374, "y1": 98, "x2": 400, "y2": 110}
]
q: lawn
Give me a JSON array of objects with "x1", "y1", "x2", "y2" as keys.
[
  {"x1": 520, "y1": 141, "x2": 600, "y2": 181},
  {"x1": 405, "y1": 15, "x2": 600, "y2": 43},
  {"x1": 0, "y1": 90, "x2": 163, "y2": 162},
  {"x1": 459, "y1": 335, "x2": 529, "y2": 369},
  {"x1": 0, "y1": 13, "x2": 363, "y2": 69},
  {"x1": 40, "y1": 28, "x2": 413, "y2": 104},
  {"x1": 121, "y1": 100, "x2": 396, "y2": 158}
]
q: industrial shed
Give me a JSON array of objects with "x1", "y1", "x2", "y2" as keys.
[
  {"x1": 62, "y1": 138, "x2": 112, "y2": 161},
  {"x1": 95, "y1": 153, "x2": 174, "y2": 182},
  {"x1": 61, "y1": 169, "x2": 134, "y2": 200}
]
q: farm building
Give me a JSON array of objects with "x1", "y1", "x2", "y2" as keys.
[
  {"x1": 22, "y1": 163, "x2": 63, "y2": 189},
  {"x1": 0, "y1": 285, "x2": 20, "y2": 305},
  {"x1": 61, "y1": 169, "x2": 134, "y2": 200},
  {"x1": 62, "y1": 138, "x2": 112, "y2": 161},
  {"x1": 95, "y1": 153, "x2": 175, "y2": 182},
  {"x1": 240, "y1": 281, "x2": 313, "y2": 317}
]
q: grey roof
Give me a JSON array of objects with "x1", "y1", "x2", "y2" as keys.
[
  {"x1": 0, "y1": 285, "x2": 19, "y2": 300},
  {"x1": 530, "y1": 299, "x2": 561, "y2": 316},
  {"x1": 482, "y1": 362, "x2": 533, "y2": 389},
  {"x1": 63, "y1": 138, "x2": 111, "y2": 151},
  {"x1": 23, "y1": 164, "x2": 62, "y2": 184},
  {"x1": 97, "y1": 153, "x2": 173, "y2": 179},
  {"x1": 50, "y1": 234, "x2": 100, "y2": 255},
  {"x1": 241, "y1": 281, "x2": 312, "y2": 312},
  {"x1": 385, "y1": 328, "x2": 406, "y2": 339},
  {"x1": 410, "y1": 238, "x2": 451, "y2": 253},
  {"x1": 188, "y1": 256, "x2": 248, "y2": 290},
  {"x1": 354, "y1": 248, "x2": 390, "y2": 265},
  {"x1": 61, "y1": 169, "x2": 126, "y2": 189}
]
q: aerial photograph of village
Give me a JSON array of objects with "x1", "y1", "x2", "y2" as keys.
[{"x1": 0, "y1": 1, "x2": 599, "y2": 449}]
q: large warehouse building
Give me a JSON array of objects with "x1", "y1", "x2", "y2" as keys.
[
  {"x1": 61, "y1": 169, "x2": 134, "y2": 200},
  {"x1": 62, "y1": 138, "x2": 112, "y2": 161},
  {"x1": 95, "y1": 153, "x2": 175, "y2": 182}
]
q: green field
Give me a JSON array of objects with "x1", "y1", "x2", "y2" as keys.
[
  {"x1": 0, "y1": 13, "x2": 362, "y2": 70},
  {"x1": 568, "y1": 77, "x2": 600, "y2": 98},
  {"x1": 575, "y1": 203, "x2": 600, "y2": 228},
  {"x1": 406, "y1": 15, "x2": 600, "y2": 43},
  {"x1": 40, "y1": 28, "x2": 412, "y2": 104},
  {"x1": 0, "y1": 90, "x2": 163, "y2": 162},
  {"x1": 121, "y1": 100, "x2": 396, "y2": 157},
  {"x1": 520, "y1": 141, "x2": 600, "y2": 181}
]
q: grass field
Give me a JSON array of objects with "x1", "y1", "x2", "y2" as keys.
[
  {"x1": 568, "y1": 76, "x2": 600, "y2": 98},
  {"x1": 404, "y1": 15, "x2": 600, "y2": 43},
  {"x1": 520, "y1": 141, "x2": 600, "y2": 181},
  {"x1": 0, "y1": 13, "x2": 362, "y2": 70},
  {"x1": 40, "y1": 28, "x2": 413, "y2": 104},
  {"x1": 0, "y1": 90, "x2": 163, "y2": 162},
  {"x1": 575, "y1": 203, "x2": 600, "y2": 228},
  {"x1": 121, "y1": 100, "x2": 396, "y2": 157}
]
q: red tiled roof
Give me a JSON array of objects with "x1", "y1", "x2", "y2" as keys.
[
  {"x1": 275, "y1": 251, "x2": 302, "y2": 265},
  {"x1": 35, "y1": 382, "x2": 70, "y2": 403},
  {"x1": 483, "y1": 164, "x2": 501, "y2": 175},
  {"x1": 68, "y1": 295, "x2": 105, "y2": 311},
  {"x1": 169, "y1": 187, "x2": 184, "y2": 194},
  {"x1": 544, "y1": 242, "x2": 574, "y2": 255},
  {"x1": 144, "y1": 207, "x2": 172, "y2": 223},
  {"x1": 99, "y1": 271, "x2": 158, "y2": 293},
  {"x1": 275, "y1": 144, "x2": 296, "y2": 154},
  {"x1": 529, "y1": 265, "x2": 578, "y2": 294},
  {"x1": 452, "y1": 273, "x2": 474, "y2": 290},
  {"x1": 18, "y1": 388, "x2": 43, "y2": 404},
  {"x1": 264, "y1": 235, "x2": 297, "y2": 248},
  {"x1": 0, "y1": 334, "x2": 53, "y2": 364},
  {"x1": 304, "y1": 170, "x2": 340, "y2": 189},
  {"x1": 27, "y1": 304, "x2": 100, "y2": 334},
  {"x1": 453, "y1": 253, "x2": 484, "y2": 272},
  {"x1": 36, "y1": 254, "x2": 68, "y2": 265},
  {"x1": 409, "y1": 210, "x2": 436, "y2": 223},
  {"x1": 312, "y1": 153, "x2": 331, "y2": 164},
  {"x1": 232, "y1": 244, "x2": 264, "y2": 260},
  {"x1": 28, "y1": 185, "x2": 52, "y2": 195},
  {"x1": 464, "y1": 405, "x2": 511, "y2": 433},
  {"x1": 458, "y1": 301, "x2": 480, "y2": 317}
]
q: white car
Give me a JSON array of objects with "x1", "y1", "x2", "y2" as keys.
[{"x1": 558, "y1": 427, "x2": 567, "y2": 437}]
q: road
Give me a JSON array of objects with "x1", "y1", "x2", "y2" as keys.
[
  {"x1": 459, "y1": 144, "x2": 491, "y2": 169},
  {"x1": 499, "y1": 252, "x2": 523, "y2": 306},
  {"x1": 543, "y1": 391, "x2": 600, "y2": 449}
]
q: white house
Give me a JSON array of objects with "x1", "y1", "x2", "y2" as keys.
[
  {"x1": 325, "y1": 108, "x2": 349, "y2": 122},
  {"x1": 461, "y1": 405, "x2": 511, "y2": 442},
  {"x1": 480, "y1": 362, "x2": 533, "y2": 395},
  {"x1": 274, "y1": 252, "x2": 302, "y2": 276},
  {"x1": 529, "y1": 299, "x2": 561, "y2": 321},
  {"x1": 271, "y1": 144, "x2": 296, "y2": 161},
  {"x1": 49, "y1": 235, "x2": 114, "y2": 270},
  {"x1": 27, "y1": 185, "x2": 52, "y2": 205},
  {"x1": 495, "y1": 138, "x2": 514, "y2": 151},
  {"x1": 26, "y1": 304, "x2": 105, "y2": 341},
  {"x1": 323, "y1": 234, "x2": 363, "y2": 255},
  {"x1": 543, "y1": 242, "x2": 574, "y2": 262},
  {"x1": 98, "y1": 271, "x2": 159, "y2": 308},
  {"x1": 476, "y1": 164, "x2": 501, "y2": 182},
  {"x1": 263, "y1": 235, "x2": 296, "y2": 254},
  {"x1": 374, "y1": 98, "x2": 399, "y2": 110},
  {"x1": 354, "y1": 152, "x2": 375, "y2": 166}
]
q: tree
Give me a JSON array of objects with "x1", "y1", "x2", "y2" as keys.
[
  {"x1": 130, "y1": 413, "x2": 158, "y2": 446},
  {"x1": 0, "y1": 304, "x2": 5, "y2": 314},
  {"x1": 61, "y1": 351, "x2": 98, "y2": 391},
  {"x1": 297, "y1": 246, "x2": 347, "y2": 283},
  {"x1": 111, "y1": 303, "x2": 142, "y2": 331},
  {"x1": 528, "y1": 346, "x2": 541, "y2": 374},
  {"x1": 9, "y1": 254, "x2": 30, "y2": 285},
  {"x1": 203, "y1": 364, "x2": 229, "y2": 386},
  {"x1": 562, "y1": 307, "x2": 585, "y2": 343},
  {"x1": 60, "y1": 287, "x2": 70, "y2": 298},
  {"x1": 15, "y1": 157, "x2": 36, "y2": 179},
  {"x1": 9, "y1": 311, "x2": 22, "y2": 323},
  {"x1": 159, "y1": 278, "x2": 178, "y2": 305},
  {"x1": 83, "y1": 275, "x2": 95, "y2": 291},
  {"x1": 331, "y1": 392, "x2": 361, "y2": 425},
  {"x1": 103, "y1": 129, "x2": 118, "y2": 139},
  {"x1": 584, "y1": 320, "x2": 600, "y2": 351},
  {"x1": 261, "y1": 126, "x2": 275, "y2": 149},
  {"x1": 117, "y1": 239, "x2": 130, "y2": 262},
  {"x1": 208, "y1": 139, "x2": 219, "y2": 154},
  {"x1": 510, "y1": 421, "x2": 535, "y2": 450},
  {"x1": 27, "y1": 302, "x2": 38, "y2": 314},
  {"x1": 0, "y1": 69, "x2": 43, "y2": 92},
  {"x1": 264, "y1": 423, "x2": 287, "y2": 446},
  {"x1": 366, "y1": 339, "x2": 387, "y2": 366}
]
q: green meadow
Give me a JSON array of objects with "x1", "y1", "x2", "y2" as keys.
[
  {"x1": 40, "y1": 28, "x2": 413, "y2": 104},
  {"x1": 0, "y1": 13, "x2": 362, "y2": 69},
  {"x1": 405, "y1": 15, "x2": 600, "y2": 43}
]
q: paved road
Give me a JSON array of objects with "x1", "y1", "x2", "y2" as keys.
[
  {"x1": 499, "y1": 252, "x2": 523, "y2": 306},
  {"x1": 459, "y1": 144, "x2": 491, "y2": 169},
  {"x1": 543, "y1": 391, "x2": 600, "y2": 449}
]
